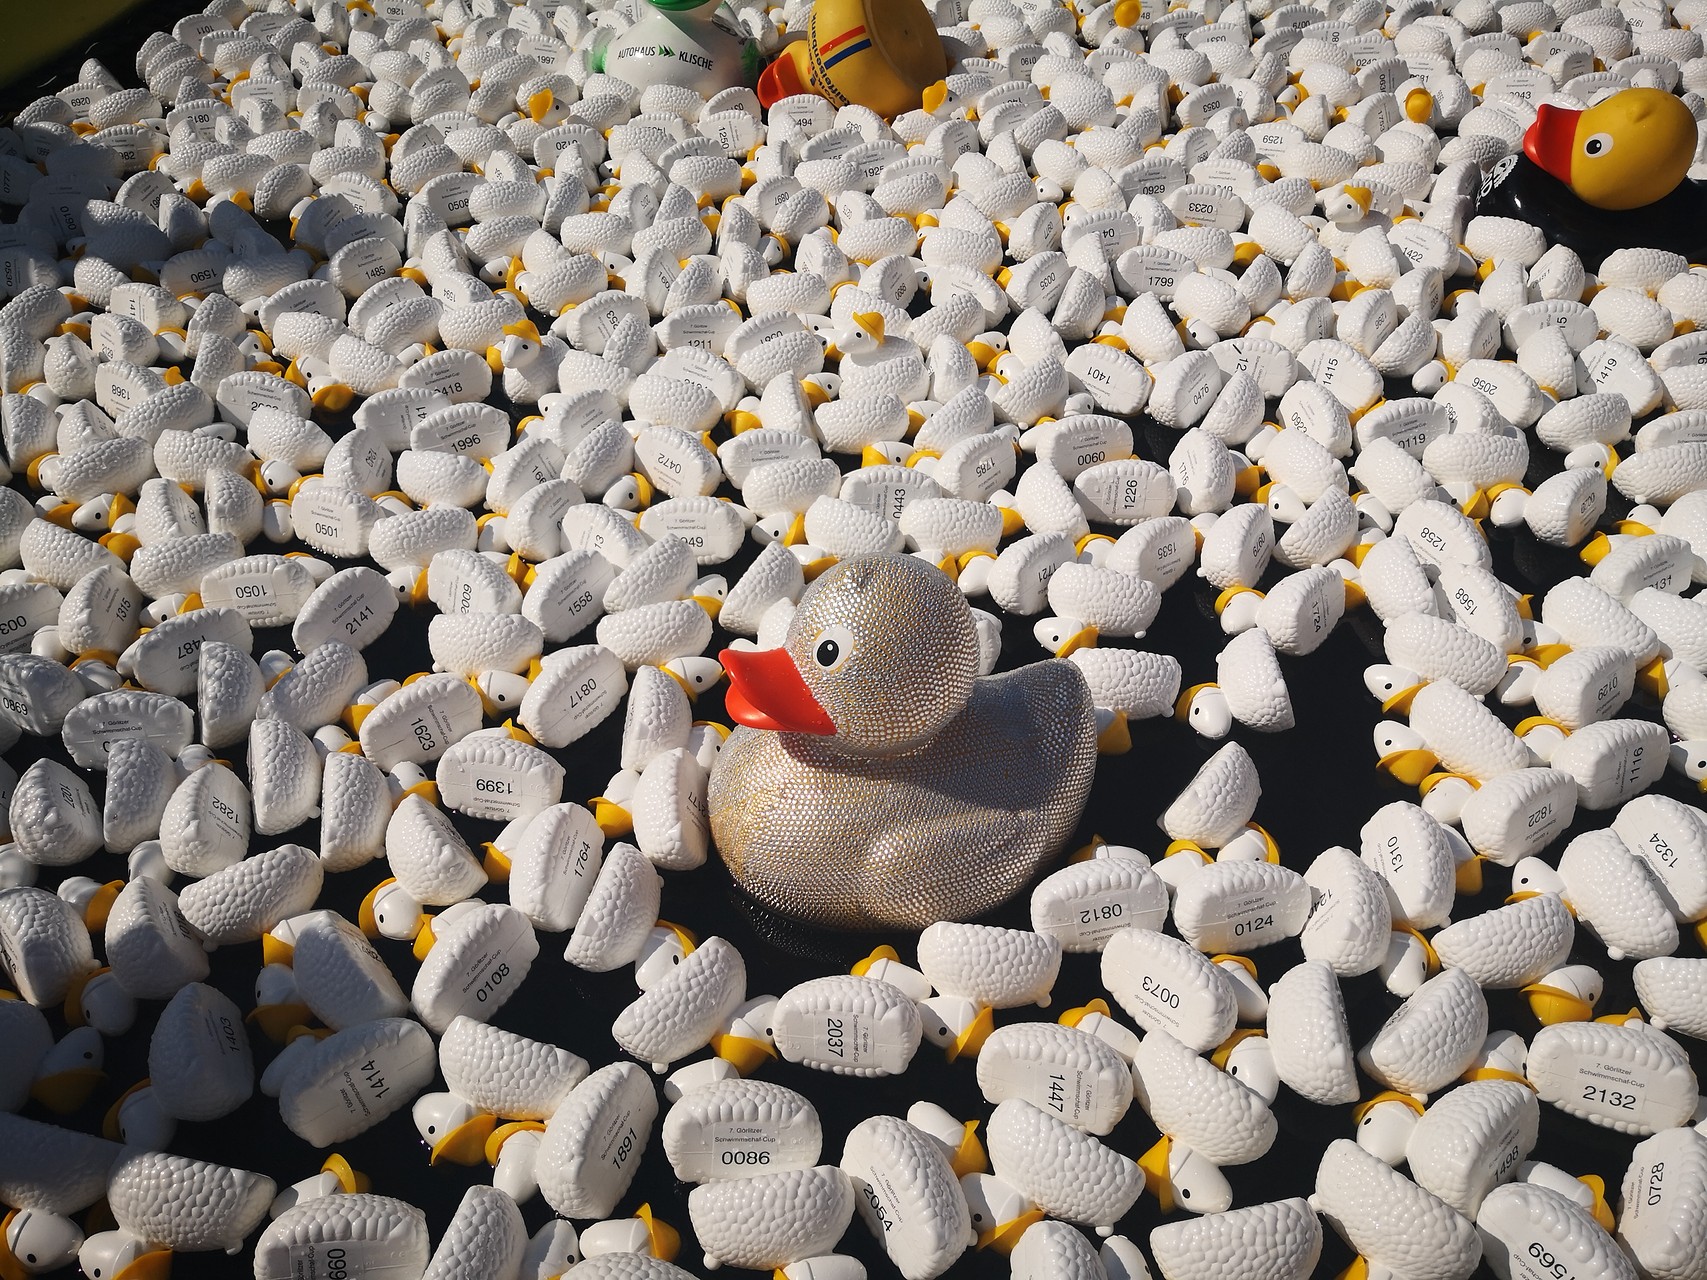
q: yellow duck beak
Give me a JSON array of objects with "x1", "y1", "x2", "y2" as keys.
[
  {"x1": 1376, "y1": 748, "x2": 1441, "y2": 787},
  {"x1": 1521, "y1": 983, "x2": 1595, "y2": 1025},
  {"x1": 430, "y1": 1112, "x2": 498, "y2": 1166},
  {"x1": 975, "y1": 1206, "x2": 1045, "y2": 1254},
  {"x1": 1138, "y1": 1135, "x2": 1178, "y2": 1213},
  {"x1": 944, "y1": 1005, "x2": 994, "y2": 1063}
]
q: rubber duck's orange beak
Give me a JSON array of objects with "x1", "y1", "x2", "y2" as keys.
[
  {"x1": 720, "y1": 647, "x2": 837, "y2": 735},
  {"x1": 1524, "y1": 102, "x2": 1580, "y2": 186}
]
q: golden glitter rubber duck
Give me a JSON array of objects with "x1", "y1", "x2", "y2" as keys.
[{"x1": 709, "y1": 554, "x2": 1097, "y2": 930}]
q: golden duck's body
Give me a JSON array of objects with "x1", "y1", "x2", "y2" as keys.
[{"x1": 708, "y1": 554, "x2": 1097, "y2": 931}]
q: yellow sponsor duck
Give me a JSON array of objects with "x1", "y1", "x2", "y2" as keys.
[{"x1": 1477, "y1": 88, "x2": 1707, "y2": 268}]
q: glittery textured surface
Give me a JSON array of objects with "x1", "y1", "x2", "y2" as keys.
[{"x1": 708, "y1": 554, "x2": 1097, "y2": 930}]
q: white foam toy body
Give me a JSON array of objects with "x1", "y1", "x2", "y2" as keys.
[
  {"x1": 1432, "y1": 893, "x2": 1575, "y2": 989},
  {"x1": 291, "y1": 911, "x2": 409, "y2": 1031},
  {"x1": 1006, "y1": 1218, "x2": 1105, "y2": 1278},
  {"x1": 565, "y1": 842, "x2": 663, "y2": 973},
  {"x1": 1266, "y1": 960, "x2": 1358, "y2": 1106},
  {"x1": 318, "y1": 751, "x2": 389, "y2": 873},
  {"x1": 1360, "y1": 967, "x2": 1491, "y2": 1098},
  {"x1": 385, "y1": 793, "x2": 487, "y2": 906},
  {"x1": 1102, "y1": 927, "x2": 1240, "y2": 1053},
  {"x1": 841, "y1": 1114, "x2": 973, "y2": 1280},
  {"x1": 253, "y1": 1193, "x2": 430, "y2": 1280},
  {"x1": 629, "y1": 745, "x2": 711, "y2": 872},
  {"x1": 1029, "y1": 856, "x2": 1169, "y2": 952},
  {"x1": 1456, "y1": 768, "x2": 1578, "y2": 866},
  {"x1": 0, "y1": 886, "x2": 94, "y2": 1007},
  {"x1": 1617, "y1": 1127, "x2": 1707, "y2": 1280},
  {"x1": 688, "y1": 1165, "x2": 855, "y2": 1271},
  {"x1": 146, "y1": 981, "x2": 252, "y2": 1123},
  {"x1": 412, "y1": 901, "x2": 538, "y2": 1034},
  {"x1": 259, "y1": 642, "x2": 368, "y2": 735},
  {"x1": 60, "y1": 688, "x2": 194, "y2": 771},
  {"x1": 100, "y1": 738, "x2": 177, "y2": 854},
  {"x1": 568, "y1": 1259, "x2": 695, "y2": 1279},
  {"x1": 613, "y1": 935, "x2": 746, "y2": 1073},
  {"x1": 1526, "y1": 1021, "x2": 1699, "y2": 1135},
  {"x1": 1547, "y1": 719, "x2": 1671, "y2": 811},
  {"x1": 1312, "y1": 1139, "x2": 1482, "y2": 1280},
  {"x1": 1299, "y1": 846, "x2": 1393, "y2": 978},
  {"x1": 1401, "y1": 1080, "x2": 1541, "y2": 1219},
  {"x1": 1172, "y1": 860, "x2": 1311, "y2": 954},
  {"x1": 975, "y1": 1021, "x2": 1133, "y2": 1136},
  {"x1": 1405, "y1": 678, "x2": 1530, "y2": 783},
  {"x1": 439, "y1": 1016, "x2": 589, "y2": 1121},
  {"x1": 519, "y1": 645, "x2": 630, "y2": 749},
  {"x1": 158, "y1": 761, "x2": 251, "y2": 877},
  {"x1": 1360, "y1": 800, "x2": 1460, "y2": 930},
  {"x1": 504, "y1": 802, "x2": 605, "y2": 932},
  {"x1": 1378, "y1": 613, "x2": 1507, "y2": 697},
  {"x1": 1134, "y1": 1029, "x2": 1278, "y2": 1167},
  {"x1": 0, "y1": 998, "x2": 51, "y2": 1112},
  {"x1": 916, "y1": 921, "x2": 1061, "y2": 1009},
  {"x1": 535, "y1": 1062, "x2": 659, "y2": 1220},
  {"x1": 9, "y1": 759, "x2": 100, "y2": 866},
  {"x1": 0, "y1": 1113, "x2": 121, "y2": 1215},
  {"x1": 275, "y1": 1017, "x2": 436, "y2": 1147},
  {"x1": 1634, "y1": 958, "x2": 1707, "y2": 1039},
  {"x1": 1214, "y1": 627, "x2": 1296, "y2": 733},
  {"x1": 104, "y1": 875, "x2": 207, "y2": 1000},
  {"x1": 357, "y1": 672, "x2": 482, "y2": 771},
  {"x1": 107, "y1": 1150, "x2": 275, "y2": 1253},
  {"x1": 773, "y1": 976, "x2": 923, "y2": 1077},
  {"x1": 1157, "y1": 741, "x2": 1261, "y2": 849},
  {"x1": 1515, "y1": 829, "x2": 1679, "y2": 961},
  {"x1": 1147, "y1": 1197, "x2": 1323, "y2": 1280},
  {"x1": 177, "y1": 842, "x2": 323, "y2": 946},
  {"x1": 436, "y1": 732, "x2": 565, "y2": 823},
  {"x1": 986, "y1": 1096, "x2": 1145, "y2": 1234},
  {"x1": 1476, "y1": 1182, "x2": 1636, "y2": 1280},
  {"x1": 1612, "y1": 794, "x2": 1707, "y2": 922},
  {"x1": 662, "y1": 1078, "x2": 823, "y2": 1184},
  {"x1": 420, "y1": 1184, "x2": 526, "y2": 1280}
]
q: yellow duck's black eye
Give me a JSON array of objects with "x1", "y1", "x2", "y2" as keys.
[{"x1": 1583, "y1": 132, "x2": 1613, "y2": 157}]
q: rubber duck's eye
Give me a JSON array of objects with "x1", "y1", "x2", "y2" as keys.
[
  {"x1": 426, "y1": 1125, "x2": 436, "y2": 1134},
  {"x1": 1583, "y1": 132, "x2": 1613, "y2": 156},
  {"x1": 972, "y1": 1212, "x2": 985, "y2": 1223},
  {"x1": 811, "y1": 624, "x2": 855, "y2": 673},
  {"x1": 1180, "y1": 1188, "x2": 1191, "y2": 1199}
]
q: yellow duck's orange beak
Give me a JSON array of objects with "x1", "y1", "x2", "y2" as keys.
[{"x1": 720, "y1": 647, "x2": 837, "y2": 735}]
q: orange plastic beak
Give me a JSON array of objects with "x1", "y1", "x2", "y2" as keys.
[{"x1": 720, "y1": 646, "x2": 836, "y2": 735}]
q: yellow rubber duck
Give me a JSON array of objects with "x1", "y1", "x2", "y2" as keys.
[
  {"x1": 1523, "y1": 87, "x2": 1697, "y2": 210},
  {"x1": 708, "y1": 554, "x2": 1097, "y2": 930},
  {"x1": 756, "y1": 0, "x2": 947, "y2": 118}
]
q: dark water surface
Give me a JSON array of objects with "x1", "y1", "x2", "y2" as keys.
[{"x1": 5, "y1": 10, "x2": 1707, "y2": 1277}]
